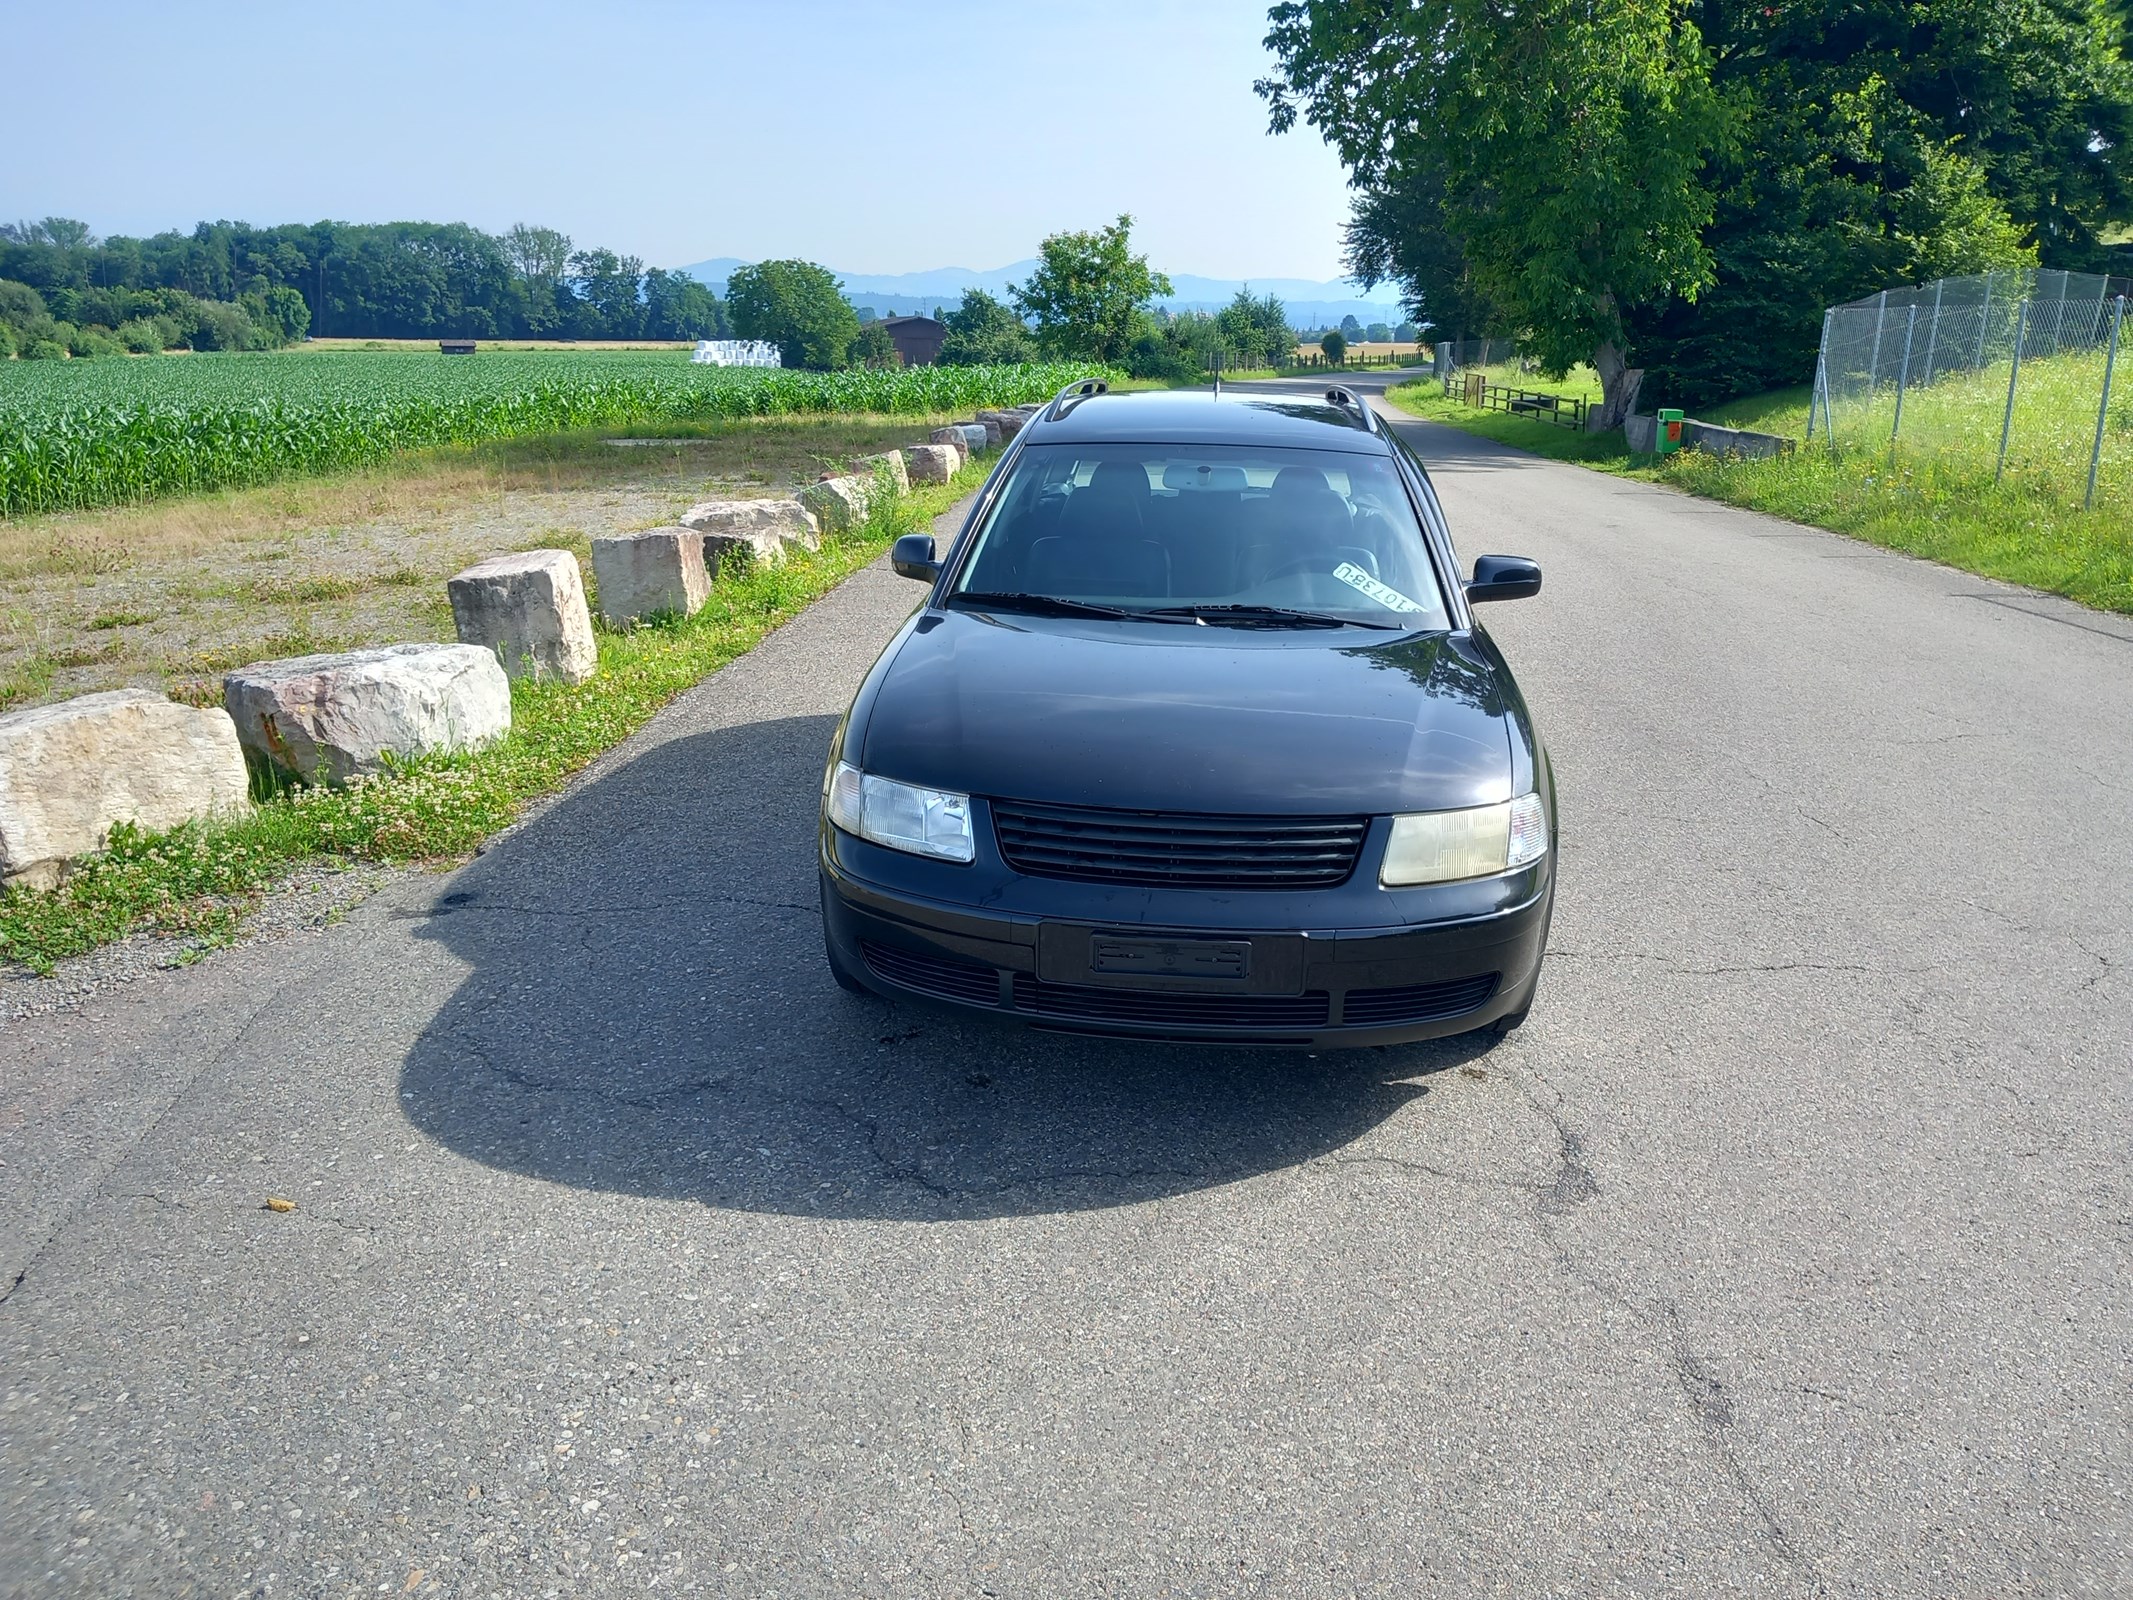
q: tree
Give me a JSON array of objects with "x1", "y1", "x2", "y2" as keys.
[
  {"x1": 849, "y1": 321, "x2": 902, "y2": 369},
  {"x1": 726, "y1": 260, "x2": 858, "y2": 369},
  {"x1": 1261, "y1": 0, "x2": 1731, "y2": 428},
  {"x1": 642, "y1": 268, "x2": 726, "y2": 340},
  {"x1": 1011, "y1": 215, "x2": 1172, "y2": 362},
  {"x1": 250, "y1": 282, "x2": 311, "y2": 343},
  {"x1": 502, "y1": 224, "x2": 571, "y2": 286},
  {"x1": 1215, "y1": 289, "x2": 1293, "y2": 367},
  {"x1": 1339, "y1": 314, "x2": 1364, "y2": 342},
  {"x1": 1621, "y1": 0, "x2": 2109, "y2": 407},
  {"x1": 939, "y1": 288, "x2": 1035, "y2": 365},
  {"x1": 1321, "y1": 329, "x2": 1347, "y2": 363},
  {"x1": 568, "y1": 249, "x2": 645, "y2": 339}
]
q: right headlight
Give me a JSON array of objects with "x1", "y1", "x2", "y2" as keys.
[
  {"x1": 1380, "y1": 793, "x2": 1546, "y2": 886},
  {"x1": 824, "y1": 760, "x2": 976, "y2": 864}
]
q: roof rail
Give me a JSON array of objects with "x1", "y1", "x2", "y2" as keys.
[
  {"x1": 1048, "y1": 378, "x2": 1109, "y2": 420},
  {"x1": 1324, "y1": 385, "x2": 1377, "y2": 432}
]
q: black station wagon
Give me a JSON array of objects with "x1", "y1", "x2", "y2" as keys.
[{"x1": 819, "y1": 381, "x2": 1553, "y2": 1048}]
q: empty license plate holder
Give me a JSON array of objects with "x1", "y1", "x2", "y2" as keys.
[{"x1": 1038, "y1": 925, "x2": 1305, "y2": 993}]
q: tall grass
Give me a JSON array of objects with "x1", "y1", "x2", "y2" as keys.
[
  {"x1": 1672, "y1": 346, "x2": 2133, "y2": 613},
  {"x1": 0, "y1": 352, "x2": 1113, "y2": 516},
  {"x1": 1389, "y1": 351, "x2": 2133, "y2": 615}
]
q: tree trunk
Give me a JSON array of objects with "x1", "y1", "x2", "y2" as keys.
[{"x1": 1592, "y1": 340, "x2": 1645, "y2": 432}]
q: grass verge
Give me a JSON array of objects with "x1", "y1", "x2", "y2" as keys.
[
  {"x1": 1385, "y1": 367, "x2": 2133, "y2": 615},
  {"x1": 0, "y1": 462, "x2": 984, "y2": 974}
]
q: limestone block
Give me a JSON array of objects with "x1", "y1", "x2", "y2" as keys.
[
  {"x1": 928, "y1": 427, "x2": 974, "y2": 464},
  {"x1": 590, "y1": 528, "x2": 710, "y2": 627},
  {"x1": 948, "y1": 423, "x2": 990, "y2": 453},
  {"x1": 969, "y1": 417, "x2": 1003, "y2": 447},
  {"x1": 858, "y1": 451, "x2": 910, "y2": 496},
  {"x1": 679, "y1": 498, "x2": 821, "y2": 557},
  {"x1": 447, "y1": 549, "x2": 597, "y2": 684},
  {"x1": 905, "y1": 444, "x2": 960, "y2": 485},
  {"x1": 224, "y1": 644, "x2": 510, "y2": 786},
  {"x1": 0, "y1": 690, "x2": 250, "y2": 889},
  {"x1": 801, "y1": 475, "x2": 873, "y2": 535},
  {"x1": 978, "y1": 409, "x2": 1026, "y2": 438},
  {"x1": 699, "y1": 528, "x2": 787, "y2": 573}
]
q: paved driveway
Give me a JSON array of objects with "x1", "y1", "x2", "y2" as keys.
[{"x1": 4, "y1": 386, "x2": 2129, "y2": 1597}]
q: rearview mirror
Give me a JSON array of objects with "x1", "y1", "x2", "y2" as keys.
[
  {"x1": 1466, "y1": 554, "x2": 1542, "y2": 603},
  {"x1": 891, "y1": 534, "x2": 941, "y2": 582}
]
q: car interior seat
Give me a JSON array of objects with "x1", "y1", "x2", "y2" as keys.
[{"x1": 1025, "y1": 459, "x2": 1171, "y2": 598}]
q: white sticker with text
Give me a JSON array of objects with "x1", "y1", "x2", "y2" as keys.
[{"x1": 1334, "y1": 561, "x2": 1426, "y2": 612}]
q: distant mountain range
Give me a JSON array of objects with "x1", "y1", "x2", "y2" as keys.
[{"x1": 679, "y1": 257, "x2": 1408, "y2": 328}]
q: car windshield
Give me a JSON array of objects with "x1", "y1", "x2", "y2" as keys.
[{"x1": 948, "y1": 443, "x2": 1450, "y2": 630}]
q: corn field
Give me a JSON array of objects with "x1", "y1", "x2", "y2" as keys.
[{"x1": 0, "y1": 353, "x2": 1113, "y2": 516}]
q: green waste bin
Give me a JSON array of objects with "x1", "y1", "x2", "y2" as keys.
[{"x1": 1656, "y1": 407, "x2": 1685, "y2": 456}]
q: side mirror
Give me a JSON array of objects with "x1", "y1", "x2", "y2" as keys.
[
  {"x1": 1466, "y1": 553, "x2": 1542, "y2": 603},
  {"x1": 890, "y1": 533, "x2": 941, "y2": 582}
]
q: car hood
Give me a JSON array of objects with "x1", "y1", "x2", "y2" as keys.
[{"x1": 859, "y1": 610, "x2": 1513, "y2": 815}]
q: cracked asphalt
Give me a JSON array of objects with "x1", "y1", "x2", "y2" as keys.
[{"x1": 3, "y1": 381, "x2": 2130, "y2": 1597}]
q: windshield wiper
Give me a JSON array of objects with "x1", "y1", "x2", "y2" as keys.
[
  {"x1": 1142, "y1": 604, "x2": 1405, "y2": 631},
  {"x1": 946, "y1": 590, "x2": 1144, "y2": 620}
]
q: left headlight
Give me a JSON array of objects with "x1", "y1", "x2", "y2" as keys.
[
  {"x1": 1380, "y1": 792, "x2": 1546, "y2": 886},
  {"x1": 825, "y1": 761, "x2": 976, "y2": 864}
]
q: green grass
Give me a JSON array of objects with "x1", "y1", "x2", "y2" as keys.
[
  {"x1": 0, "y1": 351, "x2": 1115, "y2": 516},
  {"x1": 1387, "y1": 353, "x2": 2133, "y2": 615},
  {"x1": 1386, "y1": 370, "x2": 1630, "y2": 466},
  {"x1": 0, "y1": 462, "x2": 984, "y2": 973}
]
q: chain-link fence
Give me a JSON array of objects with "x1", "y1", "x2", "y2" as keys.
[
  {"x1": 1433, "y1": 337, "x2": 1521, "y2": 380},
  {"x1": 1810, "y1": 268, "x2": 2133, "y2": 506}
]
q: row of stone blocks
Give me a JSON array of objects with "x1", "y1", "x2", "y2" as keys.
[{"x1": 0, "y1": 424, "x2": 1022, "y2": 889}]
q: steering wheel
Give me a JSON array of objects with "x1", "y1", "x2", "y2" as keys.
[{"x1": 1259, "y1": 546, "x2": 1382, "y2": 583}]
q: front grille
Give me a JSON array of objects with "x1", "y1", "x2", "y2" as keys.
[
  {"x1": 991, "y1": 799, "x2": 1367, "y2": 890},
  {"x1": 860, "y1": 941, "x2": 1000, "y2": 1006},
  {"x1": 1342, "y1": 972, "x2": 1499, "y2": 1027},
  {"x1": 1010, "y1": 972, "x2": 1330, "y2": 1031}
]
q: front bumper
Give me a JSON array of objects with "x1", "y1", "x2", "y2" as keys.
[{"x1": 821, "y1": 835, "x2": 1552, "y2": 1049}]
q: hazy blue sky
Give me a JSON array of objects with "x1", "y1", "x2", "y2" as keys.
[{"x1": 6, "y1": 0, "x2": 1362, "y2": 281}]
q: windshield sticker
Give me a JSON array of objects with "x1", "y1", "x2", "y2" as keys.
[{"x1": 1334, "y1": 562, "x2": 1426, "y2": 613}]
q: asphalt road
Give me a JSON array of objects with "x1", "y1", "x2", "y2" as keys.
[{"x1": 4, "y1": 379, "x2": 2129, "y2": 1597}]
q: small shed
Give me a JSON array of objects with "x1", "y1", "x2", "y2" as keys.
[
  {"x1": 880, "y1": 316, "x2": 946, "y2": 367},
  {"x1": 439, "y1": 339, "x2": 477, "y2": 355}
]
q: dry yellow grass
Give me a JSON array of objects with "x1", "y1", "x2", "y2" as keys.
[{"x1": 0, "y1": 412, "x2": 970, "y2": 710}]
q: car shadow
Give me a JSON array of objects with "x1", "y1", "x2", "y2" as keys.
[{"x1": 399, "y1": 713, "x2": 1495, "y2": 1221}]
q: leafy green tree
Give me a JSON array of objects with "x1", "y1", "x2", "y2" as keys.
[
  {"x1": 1215, "y1": 289, "x2": 1293, "y2": 367},
  {"x1": 727, "y1": 259, "x2": 859, "y2": 370},
  {"x1": 849, "y1": 320, "x2": 902, "y2": 369},
  {"x1": 1394, "y1": 321, "x2": 1418, "y2": 342},
  {"x1": 1338, "y1": 314, "x2": 1364, "y2": 342},
  {"x1": 642, "y1": 269, "x2": 726, "y2": 340},
  {"x1": 567, "y1": 249, "x2": 645, "y2": 339},
  {"x1": 1622, "y1": 0, "x2": 2108, "y2": 407},
  {"x1": 940, "y1": 288, "x2": 1035, "y2": 365},
  {"x1": 1320, "y1": 329, "x2": 1347, "y2": 363},
  {"x1": 1365, "y1": 321, "x2": 1392, "y2": 342},
  {"x1": 1011, "y1": 215, "x2": 1173, "y2": 362},
  {"x1": 247, "y1": 283, "x2": 311, "y2": 343},
  {"x1": 1262, "y1": 0, "x2": 1731, "y2": 426}
]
